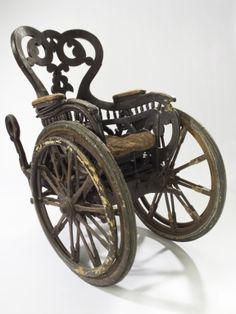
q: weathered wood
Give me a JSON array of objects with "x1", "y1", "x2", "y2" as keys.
[
  {"x1": 32, "y1": 93, "x2": 65, "y2": 107},
  {"x1": 113, "y1": 89, "x2": 146, "y2": 103}
]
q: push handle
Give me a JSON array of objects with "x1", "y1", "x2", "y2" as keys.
[
  {"x1": 5, "y1": 114, "x2": 30, "y2": 178},
  {"x1": 5, "y1": 114, "x2": 20, "y2": 142}
]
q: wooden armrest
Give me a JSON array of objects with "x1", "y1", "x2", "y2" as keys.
[
  {"x1": 32, "y1": 93, "x2": 66, "y2": 107},
  {"x1": 65, "y1": 98, "x2": 99, "y2": 114},
  {"x1": 151, "y1": 92, "x2": 176, "y2": 103},
  {"x1": 113, "y1": 89, "x2": 146, "y2": 103}
]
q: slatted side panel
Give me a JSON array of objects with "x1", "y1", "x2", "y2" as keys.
[
  {"x1": 129, "y1": 101, "x2": 161, "y2": 115},
  {"x1": 99, "y1": 101, "x2": 161, "y2": 134}
]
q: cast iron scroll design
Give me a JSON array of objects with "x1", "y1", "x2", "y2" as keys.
[{"x1": 11, "y1": 26, "x2": 103, "y2": 98}]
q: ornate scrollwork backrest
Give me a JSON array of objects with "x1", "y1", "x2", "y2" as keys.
[{"x1": 11, "y1": 26, "x2": 103, "y2": 99}]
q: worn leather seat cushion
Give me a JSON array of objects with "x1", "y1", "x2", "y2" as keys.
[{"x1": 106, "y1": 131, "x2": 156, "y2": 158}]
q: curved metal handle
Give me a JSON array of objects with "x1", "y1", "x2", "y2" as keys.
[
  {"x1": 5, "y1": 114, "x2": 30, "y2": 178},
  {"x1": 5, "y1": 114, "x2": 20, "y2": 141}
]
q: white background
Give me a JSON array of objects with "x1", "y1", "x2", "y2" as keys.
[{"x1": 0, "y1": 0, "x2": 236, "y2": 313}]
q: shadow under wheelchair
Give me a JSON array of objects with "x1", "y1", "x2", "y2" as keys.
[{"x1": 101, "y1": 226, "x2": 206, "y2": 314}]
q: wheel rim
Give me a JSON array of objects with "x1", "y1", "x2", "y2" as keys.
[
  {"x1": 135, "y1": 111, "x2": 225, "y2": 239},
  {"x1": 32, "y1": 137, "x2": 120, "y2": 278}
]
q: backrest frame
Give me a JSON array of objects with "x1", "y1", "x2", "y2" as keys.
[{"x1": 11, "y1": 26, "x2": 104, "y2": 102}]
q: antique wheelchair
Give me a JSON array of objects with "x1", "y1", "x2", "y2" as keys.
[{"x1": 5, "y1": 26, "x2": 226, "y2": 286}]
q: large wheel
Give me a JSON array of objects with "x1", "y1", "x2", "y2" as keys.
[
  {"x1": 134, "y1": 110, "x2": 226, "y2": 241},
  {"x1": 31, "y1": 121, "x2": 136, "y2": 286}
]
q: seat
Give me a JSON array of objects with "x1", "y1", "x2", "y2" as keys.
[{"x1": 106, "y1": 131, "x2": 156, "y2": 158}]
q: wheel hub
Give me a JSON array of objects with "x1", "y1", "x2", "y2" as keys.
[
  {"x1": 159, "y1": 166, "x2": 175, "y2": 189},
  {"x1": 60, "y1": 197, "x2": 74, "y2": 216}
]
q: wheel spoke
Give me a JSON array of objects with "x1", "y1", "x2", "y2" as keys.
[
  {"x1": 164, "y1": 191, "x2": 177, "y2": 231},
  {"x1": 74, "y1": 204, "x2": 106, "y2": 215},
  {"x1": 84, "y1": 217, "x2": 101, "y2": 267},
  {"x1": 173, "y1": 154, "x2": 207, "y2": 173},
  {"x1": 170, "y1": 192, "x2": 177, "y2": 228},
  {"x1": 169, "y1": 126, "x2": 187, "y2": 168},
  {"x1": 87, "y1": 214, "x2": 110, "y2": 242},
  {"x1": 52, "y1": 214, "x2": 68, "y2": 236},
  {"x1": 172, "y1": 184, "x2": 200, "y2": 221},
  {"x1": 160, "y1": 135, "x2": 165, "y2": 148},
  {"x1": 66, "y1": 151, "x2": 73, "y2": 197},
  {"x1": 74, "y1": 221, "x2": 81, "y2": 263},
  {"x1": 74, "y1": 155, "x2": 80, "y2": 191},
  {"x1": 75, "y1": 213, "x2": 110, "y2": 250},
  {"x1": 50, "y1": 147, "x2": 60, "y2": 180},
  {"x1": 73, "y1": 160, "x2": 100, "y2": 202},
  {"x1": 175, "y1": 176, "x2": 211, "y2": 196},
  {"x1": 51, "y1": 146, "x2": 67, "y2": 180},
  {"x1": 148, "y1": 192, "x2": 163, "y2": 217},
  {"x1": 86, "y1": 232, "x2": 102, "y2": 267},
  {"x1": 40, "y1": 165, "x2": 64, "y2": 196},
  {"x1": 74, "y1": 219, "x2": 101, "y2": 267},
  {"x1": 41, "y1": 189, "x2": 54, "y2": 197},
  {"x1": 72, "y1": 175, "x2": 93, "y2": 203},
  {"x1": 41, "y1": 196, "x2": 62, "y2": 207},
  {"x1": 69, "y1": 217, "x2": 75, "y2": 258}
]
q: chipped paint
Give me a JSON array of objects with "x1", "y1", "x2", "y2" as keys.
[
  {"x1": 35, "y1": 136, "x2": 119, "y2": 279},
  {"x1": 107, "y1": 218, "x2": 116, "y2": 229},
  {"x1": 164, "y1": 102, "x2": 173, "y2": 112},
  {"x1": 35, "y1": 139, "x2": 62, "y2": 153}
]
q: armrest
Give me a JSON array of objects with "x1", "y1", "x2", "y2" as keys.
[
  {"x1": 65, "y1": 98, "x2": 99, "y2": 114},
  {"x1": 31, "y1": 95, "x2": 104, "y2": 141},
  {"x1": 32, "y1": 93, "x2": 65, "y2": 107},
  {"x1": 113, "y1": 89, "x2": 146, "y2": 104},
  {"x1": 102, "y1": 92, "x2": 177, "y2": 135},
  {"x1": 63, "y1": 98, "x2": 105, "y2": 141},
  {"x1": 107, "y1": 92, "x2": 176, "y2": 111}
]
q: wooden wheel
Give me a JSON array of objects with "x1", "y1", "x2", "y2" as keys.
[
  {"x1": 31, "y1": 121, "x2": 136, "y2": 286},
  {"x1": 134, "y1": 110, "x2": 226, "y2": 241}
]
